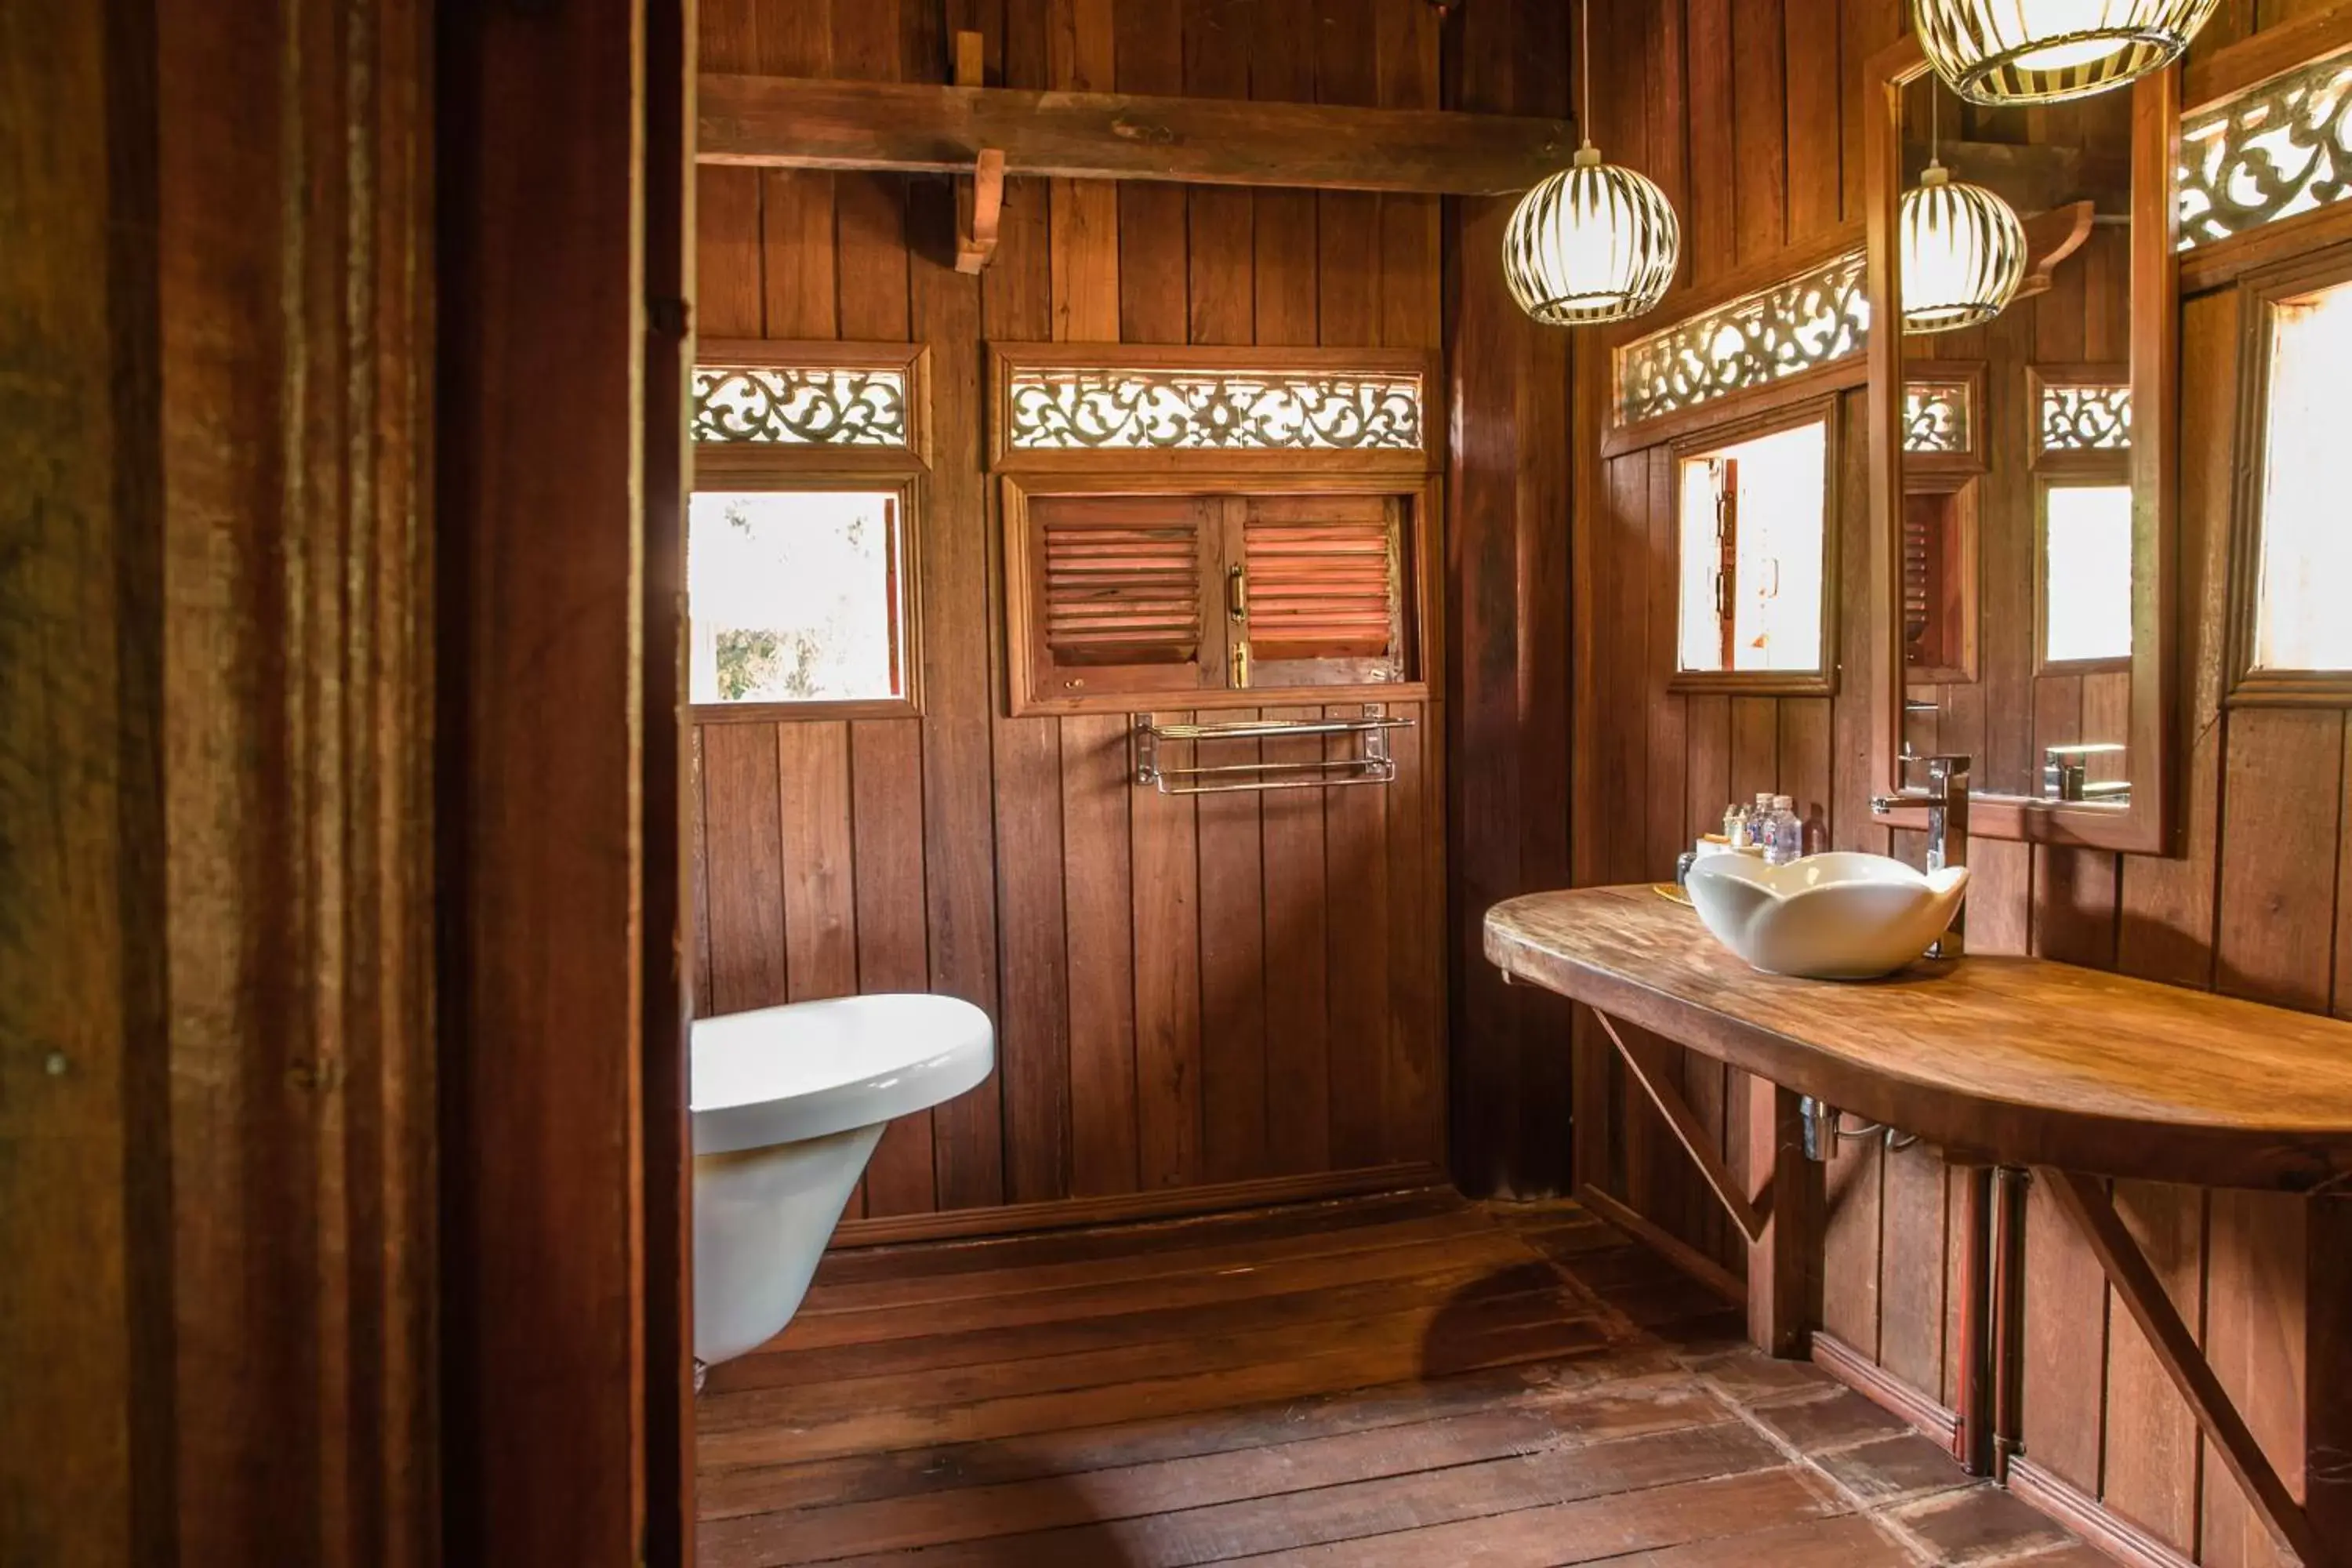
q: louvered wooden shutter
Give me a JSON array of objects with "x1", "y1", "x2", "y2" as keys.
[
  {"x1": 1902, "y1": 493, "x2": 1935, "y2": 662},
  {"x1": 1240, "y1": 496, "x2": 1399, "y2": 666},
  {"x1": 1022, "y1": 495, "x2": 1215, "y2": 702}
]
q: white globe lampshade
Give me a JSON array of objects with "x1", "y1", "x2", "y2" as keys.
[
  {"x1": 1899, "y1": 164, "x2": 2027, "y2": 334},
  {"x1": 1503, "y1": 145, "x2": 1682, "y2": 327},
  {"x1": 1913, "y1": 0, "x2": 2221, "y2": 105}
]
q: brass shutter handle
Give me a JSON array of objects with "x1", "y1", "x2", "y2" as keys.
[{"x1": 1227, "y1": 563, "x2": 1248, "y2": 621}]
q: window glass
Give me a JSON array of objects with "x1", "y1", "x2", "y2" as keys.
[
  {"x1": 2044, "y1": 484, "x2": 2133, "y2": 664},
  {"x1": 1677, "y1": 459, "x2": 1724, "y2": 673},
  {"x1": 2254, "y1": 279, "x2": 2352, "y2": 671},
  {"x1": 1676, "y1": 419, "x2": 1829, "y2": 674},
  {"x1": 688, "y1": 490, "x2": 902, "y2": 705}
]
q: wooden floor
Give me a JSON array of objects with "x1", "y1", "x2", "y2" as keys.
[{"x1": 696, "y1": 1190, "x2": 2103, "y2": 1567}]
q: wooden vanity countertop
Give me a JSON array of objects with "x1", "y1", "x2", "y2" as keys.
[{"x1": 1486, "y1": 885, "x2": 2352, "y2": 1192}]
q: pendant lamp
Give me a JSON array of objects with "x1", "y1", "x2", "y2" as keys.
[
  {"x1": 1899, "y1": 84, "x2": 2027, "y2": 333},
  {"x1": 1503, "y1": 3, "x2": 1681, "y2": 326},
  {"x1": 1913, "y1": 0, "x2": 2221, "y2": 105}
]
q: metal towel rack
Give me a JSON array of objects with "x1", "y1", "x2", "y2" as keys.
[{"x1": 1132, "y1": 705, "x2": 1412, "y2": 796}]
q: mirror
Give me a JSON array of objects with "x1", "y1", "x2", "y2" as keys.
[{"x1": 1865, "y1": 39, "x2": 2175, "y2": 851}]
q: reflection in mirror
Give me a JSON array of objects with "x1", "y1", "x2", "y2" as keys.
[
  {"x1": 1674, "y1": 413, "x2": 1830, "y2": 682},
  {"x1": 2042, "y1": 481, "x2": 2132, "y2": 666},
  {"x1": 1897, "y1": 69, "x2": 2138, "y2": 804}
]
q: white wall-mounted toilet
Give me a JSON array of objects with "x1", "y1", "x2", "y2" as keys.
[{"x1": 691, "y1": 993, "x2": 994, "y2": 1371}]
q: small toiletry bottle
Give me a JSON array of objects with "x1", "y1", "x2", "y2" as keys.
[
  {"x1": 1767, "y1": 794, "x2": 1802, "y2": 866},
  {"x1": 1723, "y1": 802, "x2": 1748, "y2": 847}
]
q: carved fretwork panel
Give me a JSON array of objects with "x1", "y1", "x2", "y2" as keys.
[
  {"x1": 2040, "y1": 383, "x2": 2133, "y2": 452},
  {"x1": 2180, "y1": 53, "x2": 2352, "y2": 249},
  {"x1": 1904, "y1": 378, "x2": 1973, "y2": 454},
  {"x1": 691, "y1": 364, "x2": 911, "y2": 445},
  {"x1": 1003, "y1": 368, "x2": 1425, "y2": 452},
  {"x1": 1616, "y1": 249, "x2": 1870, "y2": 427}
]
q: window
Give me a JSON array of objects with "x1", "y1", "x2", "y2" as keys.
[
  {"x1": 1005, "y1": 483, "x2": 1422, "y2": 714},
  {"x1": 2180, "y1": 50, "x2": 2352, "y2": 252},
  {"x1": 1616, "y1": 249, "x2": 1868, "y2": 430},
  {"x1": 1904, "y1": 480, "x2": 1979, "y2": 681},
  {"x1": 692, "y1": 340, "x2": 928, "y2": 465},
  {"x1": 2041, "y1": 482, "x2": 2134, "y2": 666},
  {"x1": 991, "y1": 343, "x2": 1438, "y2": 717},
  {"x1": 2241, "y1": 269, "x2": 2352, "y2": 684},
  {"x1": 690, "y1": 340, "x2": 928, "y2": 720},
  {"x1": 1004, "y1": 367, "x2": 1423, "y2": 452},
  {"x1": 689, "y1": 489, "x2": 908, "y2": 707},
  {"x1": 1671, "y1": 408, "x2": 1835, "y2": 691}
]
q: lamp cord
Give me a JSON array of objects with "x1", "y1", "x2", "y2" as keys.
[{"x1": 1581, "y1": 0, "x2": 1592, "y2": 148}]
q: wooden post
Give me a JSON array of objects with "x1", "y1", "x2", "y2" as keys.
[{"x1": 1746, "y1": 1079, "x2": 1822, "y2": 1357}]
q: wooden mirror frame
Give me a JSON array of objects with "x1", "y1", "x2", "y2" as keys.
[{"x1": 1864, "y1": 38, "x2": 2178, "y2": 854}]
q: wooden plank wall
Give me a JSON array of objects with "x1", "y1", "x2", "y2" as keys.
[
  {"x1": 1448, "y1": 0, "x2": 1579, "y2": 1200},
  {"x1": 690, "y1": 0, "x2": 1536, "y2": 1232},
  {"x1": 4, "y1": 1, "x2": 440, "y2": 1562},
  {"x1": 1584, "y1": 0, "x2": 2352, "y2": 1558}
]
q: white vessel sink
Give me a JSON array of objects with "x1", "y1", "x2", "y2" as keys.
[{"x1": 1683, "y1": 851, "x2": 1969, "y2": 981}]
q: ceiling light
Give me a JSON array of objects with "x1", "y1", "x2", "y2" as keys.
[
  {"x1": 1900, "y1": 162, "x2": 2028, "y2": 333},
  {"x1": 1503, "y1": 2, "x2": 1682, "y2": 326},
  {"x1": 1913, "y1": 0, "x2": 2221, "y2": 104}
]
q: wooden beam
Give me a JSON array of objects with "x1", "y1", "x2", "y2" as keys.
[
  {"x1": 2040, "y1": 1168, "x2": 2330, "y2": 1568},
  {"x1": 697, "y1": 74, "x2": 1581, "y2": 195},
  {"x1": 1595, "y1": 1011, "x2": 1770, "y2": 1245}
]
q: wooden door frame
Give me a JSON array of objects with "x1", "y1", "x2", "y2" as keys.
[{"x1": 436, "y1": 0, "x2": 695, "y2": 1562}]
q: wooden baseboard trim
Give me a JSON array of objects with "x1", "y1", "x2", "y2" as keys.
[
  {"x1": 830, "y1": 1163, "x2": 1451, "y2": 1248},
  {"x1": 2006, "y1": 1454, "x2": 2197, "y2": 1568},
  {"x1": 1810, "y1": 1330, "x2": 1965, "y2": 1453},
  {"x1": 1575, "y1": 1182, "x2": 1746, "y2": 1304}
]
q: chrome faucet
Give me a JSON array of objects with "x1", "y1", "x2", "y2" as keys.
[{"x1": 1875, "y1": 753, "x2": 1969, "y2": 958}]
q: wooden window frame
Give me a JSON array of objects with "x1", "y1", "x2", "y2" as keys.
[
  {"x1": 1000, "y1": 471, "x2": 1439, "y2": 717},
  {"x1": 1904, "y1": 470, "x2": 1981, "y2": 685},
  {"x1": 2227, "y1": 238, "x2": 2352, "y2": 706},
  {"x1": 2030, "y1": 363, "x2": 2134, "y2": 679},
  {"x1": 688, "y1": 339, "x2": 930, "y2": 724},
  {"x1": 986, "y1": 342, "x2": 1439, "y2": 479},
  {"x1": 2034, "y1": 472, "x2": 2136, "y2": 678},
  {"x1": 694, "y1": 337, "x2": 932, "y2": 481},
  {"x1": 2028, "y1": 363, "x2": 2132, "y2": 477},
  {"x1": 1904, "y1": 360, "x2": 1989, "y2": 477},
  {"x1": 1606, "y1": 234, "x2": 1872, "y2": 457},
  {"x1": 1665, "y1": 394, "x2": 1842, "y2": 698},
  {"x1": 687, "y1": 468, "x2": 926, "y2": 724},
  {"x1": 2178, "y1": 7, "x2": 2352, "y2": 296}
]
